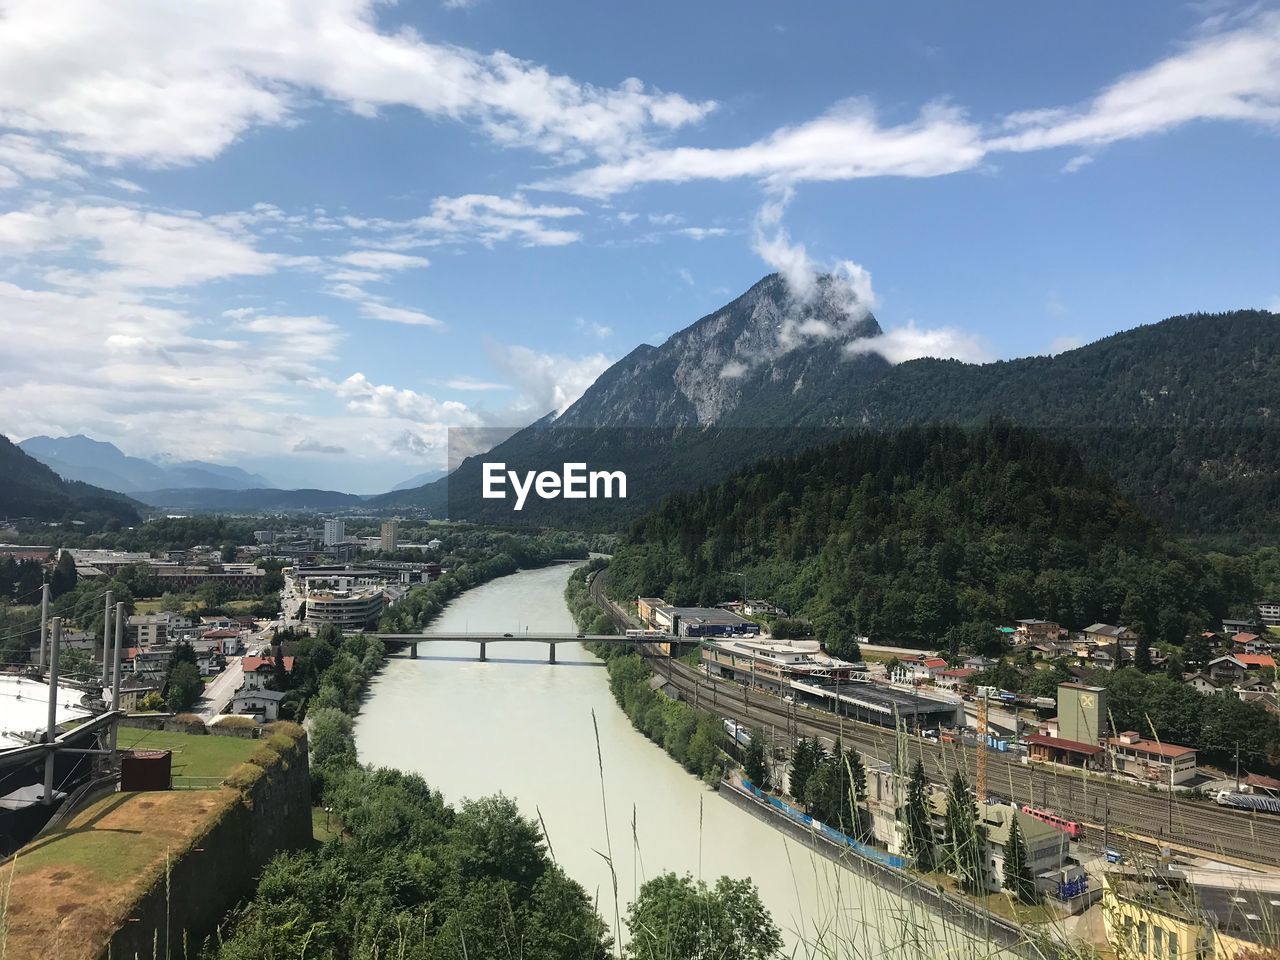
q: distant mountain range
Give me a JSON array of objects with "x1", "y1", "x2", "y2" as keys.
[
  {"x1": 19, "y1": 435, "x2": 275, "y2": 494},
  {"x1": 383, "y1": 274, "x2": 1280, "y2": 544},
  {"x1": 0, "y1": 436, "x2": 142, "y2": 525},
  {"x1": 135, "y1": 488, "x2": 367, "y2": 513},
  {"x1": 390, "y1": 468, "x2": 448, "y2": 491}
]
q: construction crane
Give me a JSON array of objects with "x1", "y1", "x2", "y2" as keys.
[{"x1": 976, "y1": 695, "x2": 989, "y2": 803}]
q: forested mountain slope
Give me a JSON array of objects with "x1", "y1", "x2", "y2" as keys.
[
  {"x1": 606, "y1": 423, "x2": 1246, "y2": 655},
  {"x1": 0, "y1": 435, "x2": 142, "y2": 526}
]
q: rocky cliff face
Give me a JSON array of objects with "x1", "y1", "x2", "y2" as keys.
[{"x1": 555, "y1": 273, "x2": 889, "y2": 428}]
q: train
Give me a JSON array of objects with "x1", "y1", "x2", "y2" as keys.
[
  {"x1": 1215, "y1": 791, "x2": 1280, "y2": 815},
  {"x1": 1020, "y1": 804, "x2": 1085, "y2": 839},
  {"x1": 624, "y1": 628, "x2": 666, "y2": 638}
]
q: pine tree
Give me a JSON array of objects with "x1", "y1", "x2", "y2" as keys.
[
  {"x1": 904, "y1": 759, "x2": 935, "y2": 871},
  {"x1": 1002, "y1": 814, "x2": 1036, "y2": 903},
  {"x1": 789, "y1": 737, "x2": 823, "y2": 803},
  {"x1": 944, "y1": 771, "x2": 984, "y2": 892},
  {"x1": 743, "y1": 727, "x2": 769, "y2": 790},
  {"x1": 845, "y1": 747, "x2": 868, "y2": 838},
  {"x1": 48, "y1": 551, "x2": 77, "y2": 599}
]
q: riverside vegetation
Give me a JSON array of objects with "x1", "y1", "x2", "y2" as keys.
[{"x1": 204, "y1": 537, "x2": 781, "y2": 958}]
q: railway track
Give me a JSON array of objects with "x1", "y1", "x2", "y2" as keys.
[{"x1": 587, "y1": 570, "x2": 1280, "y2": 868}]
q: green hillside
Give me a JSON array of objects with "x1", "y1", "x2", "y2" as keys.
[{"x1": 0, "y1": 435, "x2": 142, "y2": 526}]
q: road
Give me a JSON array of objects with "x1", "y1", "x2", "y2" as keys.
[
  {"x1": 198, "y1": 657, "x2": 243, "y2": 720},
  {"x1": 588, "y1": 568, "x2": 1280, "y2": 868}
]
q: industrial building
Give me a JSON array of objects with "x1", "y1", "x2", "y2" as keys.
[
  {"x1": 794, "y1": 677, "x2": 963, "y2": 731},
  {"x1": 1107, "y1": 732, "x2": 1198, "y2": 785},
  {"x1": 637, "y1": 598, "x2": 759, "y2": 637},
  {"x1": 1023, "y1": 682, "x2": 1109, "y2": 769},
  {"x1": 701, "y1": 638, "x2": 861, "y2": 686}
]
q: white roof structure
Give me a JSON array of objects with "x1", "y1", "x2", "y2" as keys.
[{"x1": 0, "y1": 675, "x2": 94, "y2": 750}]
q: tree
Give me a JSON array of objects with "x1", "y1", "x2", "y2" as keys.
[
  {"x1": 165, "y1": 661, "x2": 203, "y2": 712},
  {"x1": 1183, "y1": 631, "x2": 1213, "y2": 668},
  {"x1": 1135, "y1": 635, "x2": 1153, "y2": 673},
  {"x1": 904, "y1": 759, "x2": 935, "y2": 872},
  {"x1": 625, "y1": 873, "x2": 782, "y2": 960},
  {"x1": 1002, "y1": 814, "x2": 1036, "y2": 903},
  {"x1": 742, "y1": 727, "x2": 769, "y2": 789},
  {"x1": 48, "y1": 552, "x2": 77, "y2": 599},
  {"x1": 789, "y1": 738, "x2": 822, "y2": 801},
  {"x1": 846, "y1": 747, "x2": 868, "y2": 838},
  {"x1": 220, "y1": 542, "x2": 238, "y2": 563},
  {"x1": 944, "y1": 771, "x2": 984, "y2": 892}
]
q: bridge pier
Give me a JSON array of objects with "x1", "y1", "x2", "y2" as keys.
[
  {"x1": 548, "y1": 642, "x2": 556, "y2": 664},
  {"x1": 479, "y1": 641, "x2": 487, "y2": 662},
  {"x1": 411, "y1": 642, "x2": 418, "y2": 659}
]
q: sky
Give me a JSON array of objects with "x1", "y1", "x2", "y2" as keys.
[{"x1": 1, "y1": 0, "x2": 1278, "y2": 493}]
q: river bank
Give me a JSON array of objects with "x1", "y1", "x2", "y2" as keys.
[{"x1": 354, "y1": 562, "x2": 1036, "y2": 956}]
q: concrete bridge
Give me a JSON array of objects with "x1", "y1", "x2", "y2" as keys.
[{"x1": 376, "y1": 632, "x2": 643, "y2": 663}]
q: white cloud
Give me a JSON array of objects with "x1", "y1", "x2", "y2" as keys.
[
  {"x1": 336, "y1": 250, "x2": 431, "y2": 271},
  {"x1": 0, "y1": 134, "x2": 84, "y2": 183},
  {"x1": 1061, "y1": 153, "x2": 1094, "y2": 174},
  {"x1": 357, "y1": 301, "x2": 443, "y2": 328},
  {"x1": 0, "y1": 0, "x2": 714, "y2": 167},
  {"x1": 991, "y1": 12, "x2": 1280, "y2": 154},
  {"x1": 487, "y1": 343, "x2": 613, "y2": 415},
  {"x1": 845, "y1": 321, "x2": 992, "y2": 365},
  {"x1": 353, "y1": 193, "x2": 585, "y2": 249},
  {"x1": 677, "y1": 267, "x2": 695, "y2": 287},
  {"x1": 333, "y1": 372, "x2": 477, "y2": 422},
  {"x1": 674, "y1": 227, "x2": 729, "y2": 240},
  {"x1": 0, "y1": 201, "x2": 280, "y2": 289},
  {"x1": 445, "y1": 376, "x2": 509, "y2": 391},
  {"x1": 575, "y1": 317, "x2": 613, "y2": 339},
  {"x1": 551, "y1": 99, "x2": 985, "y2": 197},
  {"x1": 107, "y1": 177, "x2": 145, "y2": 193}
]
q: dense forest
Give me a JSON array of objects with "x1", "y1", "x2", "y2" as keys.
[{"x1": 606, "y1": 423, "x2": 1254, "y2": 656}]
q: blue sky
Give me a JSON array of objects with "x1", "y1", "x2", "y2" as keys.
[{"x1": 1, "y1": 0, "x2": 1277, "y2": 492}]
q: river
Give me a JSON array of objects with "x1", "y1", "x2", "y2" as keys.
[{"x1": 354, "y1": 563, "x2": 1004, "y2": 957}]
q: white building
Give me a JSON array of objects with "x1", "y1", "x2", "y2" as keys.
[
  {"x1": 323, "y1": 519, "x2": 346, "y2": 546},
  {"x1": 305, "y1": 588, "x2": 385, "y2": 629},
  {"x1": 1257, "y1": 600, "x2": 1280, "y2": 627}
]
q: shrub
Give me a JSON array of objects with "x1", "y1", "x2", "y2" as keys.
[{"x1": 224, "y1": 761, "x2": 267, "y2": 791}]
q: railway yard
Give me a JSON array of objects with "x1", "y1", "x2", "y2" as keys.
[{"x1": 590, "y1": 571, "x2": 1280, "y2": 870}]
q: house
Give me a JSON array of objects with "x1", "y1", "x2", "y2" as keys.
[
  {"x1": 230, "y1": 689, "x2": 286, "y2": 721},
  {"x1": 1084, "y1": 623, "x2": 1137, "y2": 645},
  {"x1": 1230, "y1": 633, "x2": 1268, "y2": 655},
  {"x1": 936, "y1": 667, "x2": 977, "y2": 690},
  {"x1": 926, "y1": 793, "x2": 1070, "y2": 893},
  {"x1": 1235, "y1": 653, "x2": 1276, "y2": 672},
  {"x1": 1221, "y1": 619, "x2": 1254, "y2": 637},
  {"x1": 1015, "y1": 618, "x2": 1061, "y2": 641},
  {"x1": 239, "y1": 655, "x2": 294, "y2": 691},
  {"x1": 1186, "y1": 672, "x2": 1225, "y2": 695},
  {"x1": 1090, "y1": 644, "x2": 1122, "y2": 670},
  {"x1": 1107, "y1": 731, "x2": 1198, "y2": 785},
  {"x1": 1208, "y1": 655, "x2": 1248, "y2": 685},
  {"x1": 1240, "y1": 690, "x2": 1279, "y2": 715},
  {"x1": 902, "y1": 656, "x2": 949, "y2": 681},
  {"x1": 963, "y1": 655, "x2": 998, "y2": 671},
  {"x1": 1257, "y1": 600, "x2": 1280, "y2": 628}
]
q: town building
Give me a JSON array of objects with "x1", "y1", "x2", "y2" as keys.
[
  {"x1": 240, "y1": 655, "x2": 294, "y2": 691},
  {"x1": 304, "y1": 588, "x2": 385, "y2": 629},
  {"x1": 1186, "y1": 673, "x2": 1226, "y2": 695},
  {"x1": 935, "y1": 667, "x2": 977, "y2": 690},
  {"x1": 126, "y1": 612, "x2": 193, "y2": 646},
  {"x1": 1103, "y1": 871, "x2": 1280, "y2": 960},
  {"x1": 322, "y1": 518, "x2": 346, "y2": 546},
  {"x1": 1107, "y1": 731, "x2": 1198, "y2": 785},
  {"x1": 1084, "y1": 623, "x2": 1137, "y2": 645},
  {"x1": 702, "y1": 638, "x2": 861, "y2": 687},
  {"x1": 1256, "y1": 600, "x2": 1280, "y2": 628},
  {"x1": 1015, "y1": 618, "x2": 1061, "y2": 641},
  {"x1": 963, "y1": 655, "x2": 998, "y2": 671},
  {"x1": 1221, "y1": 619, "x2": 1254, "y2": 637},
  {"x1": 380, "y1": 520, "x2": 398, "y2": 552},
  {"x1": 427, "y1": 538, "x2": 443, "y2": 550},
  {"x1": 896, "y1": 655, "x2": 949, "y2": 681},
  {"x1": 230, "y1": 689, "x2": 287, "y2": 721},
  {"x1": 1023, "y1": 682, "x2": 1109, "y2": 769},
  {"x1": 1230, "y1": 633, "x2": 1268, "y2": 655},
  {"x1": 639, "y1": 601, "x2": 758, "y2": 637}
]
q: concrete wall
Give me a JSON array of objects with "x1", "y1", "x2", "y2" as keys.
[{"x1": 102, "y1": 725, "x2": 311, "y2": 960}]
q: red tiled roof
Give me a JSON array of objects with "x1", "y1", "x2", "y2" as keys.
[
  {"x1": 1023, "y1": 733, "x2": 1104, "y2": 756},
  {"x1": 201, "y1": 628, "x2": 240, "y2": 639},
  {"x1": 919, "y1": 658, "x2": 947, "y2": 668},
  {"x1": 939, "y1": 668, "x2": 977, "y2": 678},
  {"x1": 1233, "y1": 633, "x2": 1262, "y2": 644},
  {"x1": 241, "y1": 656, "x2": 294, "y2": 673},
  {"x1": 1237, "y1": 654, "x2": 1276, "y2": 669},
  {"x1": 1108, "y1": 736, "x2": 1196, "y2": 759}
]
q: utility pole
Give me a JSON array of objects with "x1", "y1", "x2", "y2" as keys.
[
  {"x1": 101, "y1": 589, "x2": 113, "y2": 685},
  {"x1": 43, "y1": 617, "x2": 61, "y2": 804},
  {"x1": 37, "y1": 582, "x2": 49, "y2": 672},
  {"x1": 1235, "y1": 742, "x2": 1241, "y2": 793},
  {"x1": 111, "y1": 602, "x2": 124, "y2": 752}
]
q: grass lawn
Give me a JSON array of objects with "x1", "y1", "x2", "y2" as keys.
[
  {"x1": 312, "y1": 805, "x2": 344, "y2": 844},
  {"x1": 6, "y1": 789, "x2": 240, "y2": 959},
  {"x1": 115, "y1": 727, "x2": 258, "y2": 781}
]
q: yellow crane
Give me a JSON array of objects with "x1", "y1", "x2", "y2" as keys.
[{"x1": 976, "y1": 695, "x2": 989, "y2": 803}]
